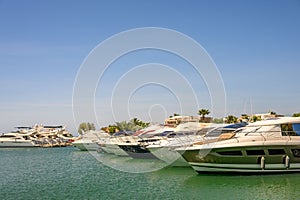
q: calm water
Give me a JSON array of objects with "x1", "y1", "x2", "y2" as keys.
[{"x1": 1, "y1": 147, "x2": 300, "y2": 200}]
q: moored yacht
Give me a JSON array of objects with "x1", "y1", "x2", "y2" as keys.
[
  {"x1": 0, "y1": 125, "x2": 75, "y2": 148},
  {"x1": 0, "y1": 127, "x2": 38, "y2": 148},
  {"x1": 177, "y1": 117, "x2": 300, "y2": 173},
  {"x1": 117, "y1": 124, "x2": 173, "y2": 159},
  {"x1": 118, "y1": 122, "x2": 212, "y2": 160},
  {"x1": 30, "y1": 125, "x2": 74, "y2": 147},
  {"x1": 118, "y1": 136, "x2": 162, "y2": 159},
  {"x1": 147, "y1": 123, "x2": 246, "y2": 166}
]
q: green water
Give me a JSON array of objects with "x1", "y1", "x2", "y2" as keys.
[{"x1": 1, "y1": 147, "x2": 300, "y2": 200}]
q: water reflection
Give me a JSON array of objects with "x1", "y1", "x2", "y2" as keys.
[
  {"x1": 84, "y1": 150, "x2": 300, "y2": 199},
  {"x1": 184, "y1": 173, "x2": 300, "y2": 199},
  {"x1": 91, "y1": 152, "x2": 168, "y2": 173}
]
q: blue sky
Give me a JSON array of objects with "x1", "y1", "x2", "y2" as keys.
[{"x1": 0, "y1": 0, "x2": 300, "y2": 134}]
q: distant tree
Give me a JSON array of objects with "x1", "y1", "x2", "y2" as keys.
[
  {"x1": 213, "y1": 118, "x2": 224, "y2": 124},
  {"x1": 78, "y1": 122, "x2": 96, "y2": 134},
  {"x1": 107, "y1": 125, "x2": 119, "y2": 134},
  {"x1": 198, "y1": 109, "x2": 210, "y2": 120},
  {"x1": 87, "y1": 123, "x2": 96, "y2": 131},
  {"x1": 293, "y1": 113, "x2": 300, "y2": 117},
  {"x1": 225, "y1": 115, "x2": 238, "y2": 124},
  {"x1": 115, "y1": 121, "x2": 133, "y2": 131},
  {"x1": 106, "y1": 118, "x2": 150, "y2": 133},
  {"x1": 130, "y1": 118, "x2": 149, "y2": 129},
  {"x1": 251, "y1": 115, "x2": 262, "y2": 122},
  {"x1": 241, "y1": 114, "x2": 249, "y2": 120},
  {"x1": 78, "y1": 123, "x2": 87, "y2": 134},
  {"x1": 132, "y1": 118, "x2": 139, "y2": 125},
  {"x1": 269, "y1": 111, "x2": 276, "y2": 115}
]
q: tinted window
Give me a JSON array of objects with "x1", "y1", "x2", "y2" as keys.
[
  {"x1": 217, "y1": 151, "x2": 242, "y2": 156},
  {"x1": 268, "y1": 149, "x2": 285, "y2": 155},
  {"x1": 246, "y1": 150, "x2": 265, "y2": 156}
]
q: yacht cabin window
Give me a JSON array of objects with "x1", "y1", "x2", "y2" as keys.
[{"x1": 281, "y1": 123, "x2": 300, "y2": 136}]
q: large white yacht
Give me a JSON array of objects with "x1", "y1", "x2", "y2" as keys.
[
  {"x1": 30, "y1": 125, "x2": 75, "y2": 147},
  {"x1": 177, "y1": 117, "x2": 300, "y2": 173},
  {"x1": 0, "y1": 127, "x2": 38, "y2": 148},
  {"x1": 147, "y1": 123, "x2": 246, "y2": 166},
  {"x1": 0, "y1": 125, "x2": 75, "y2": 148}
]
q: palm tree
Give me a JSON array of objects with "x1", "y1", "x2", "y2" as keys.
[
  {"x1": 225, "y1": 115, "x2": 238, "y2": 124},
  {"x1": 78, "y1": 122, "x2": 96, "y2": 134},
  {"x1": 269, "y1": 111, "x2": 276, "y2": 115},
  {"x1": 198, "y1": 109, "x2": 210, "y2": 121},
  {"x1": 251, "y1": 115, "x2": 261, "y2": 122},
  {"x1": 130, "y1": 118, "x2": 149, "y2": 128},
  {"x1": 293, "y1": 113, "x2": 300, "y2": 117},
  {"x1": 132, "y1": 118, "x2": 139, "y2": 125}
]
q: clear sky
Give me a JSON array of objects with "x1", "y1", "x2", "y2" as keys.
[{"x1": 0, "y1": 0, "x2": 299, "y2": 134}]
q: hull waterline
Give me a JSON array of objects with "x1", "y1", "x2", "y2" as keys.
[{"x1": 180, "y1": 145, "x2": 300, "y2": 174}]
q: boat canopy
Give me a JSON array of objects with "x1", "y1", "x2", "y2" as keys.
[
  {"x1": 15, "y1": 126, "x2": 32, "y2": 129},
  {"x1": 113, "y1": 131, "x2": 134, "y2": 136},
  {"x1": 248, "y1": 117, "x2": 300, "y2": 126},
  {"x1": 224, "y1": 122, "x2": 248, "y2": 129}
]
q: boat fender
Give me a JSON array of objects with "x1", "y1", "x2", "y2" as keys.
[
  {"x1": 285, "y1": 155, "x2": 290, "y2": 169},
  {"x1": 260, "y1": 156, "x2": 265, "y2": 170}
]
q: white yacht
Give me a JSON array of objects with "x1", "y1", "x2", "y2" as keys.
[
  {"x1": 0, "y1": 127, "x2": 37, "y2": 148},
  {"x1": 98, "y1": 124, "x2": 165, "y2": 157},
  {"x1": 0, "y1": 125, "x2": 75, "y2": 148},
  {"x1": 177, "y1": 117, "x2": 300, "y2": 173},
  {"x1": 30, "y1": 125, "x2": 75, "y2": 147},
  {"x1": 116, "y1": 125, "x2": 174, "y2": 159},
  {"x1": 147, "y1": 123, "x2": 245, "y2": 166}
]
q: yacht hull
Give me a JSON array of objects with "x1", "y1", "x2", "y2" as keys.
[
  {"x1": 190, "y1": 162, "x2": 300, "y2": 173},
  {"x1": 100, "y1": 143, "x2": 129, "y2": 156},
  {"x1": 118, "y1": 144, "x2": 158, "y2": 159},
  {"x1": 180, "y1": 145, "x2": 300, "y2": 173},
  {"x1": 0, "y1": 141, "x2": 36, "y2": 148}
]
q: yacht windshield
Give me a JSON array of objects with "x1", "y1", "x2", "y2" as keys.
[{"x1": 235, "y1": 126, "x2": 261, "y2": 136}]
